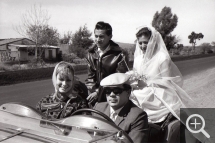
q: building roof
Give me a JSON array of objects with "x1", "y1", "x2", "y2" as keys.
[
  {"x1": 8, "y1": 44, "x2": 60, "y2": 49},
  {"x1": 0, "y1": 38, "x2": 25, "y2": 46}
]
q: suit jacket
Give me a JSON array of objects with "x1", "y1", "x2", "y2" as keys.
[{"x1": 94, "y1": 100, "x2": 149, "y2": 143}]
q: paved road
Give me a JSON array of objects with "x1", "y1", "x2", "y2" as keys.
[{"x1": 1, "y1": 56, "x2": 215, "y2": 107}]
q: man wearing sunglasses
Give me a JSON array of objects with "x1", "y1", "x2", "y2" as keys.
[{"x1": 94, "y1": 73, "x2": 148, "y2": 143}]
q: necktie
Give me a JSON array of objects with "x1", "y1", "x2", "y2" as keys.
[{"x1": 110, "y1": 112, "x2": 117, "y2": 122}]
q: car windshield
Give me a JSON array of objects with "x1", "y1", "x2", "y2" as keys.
[{"x1": 0, "y1": 103, "x2": 122, "y2": 143}]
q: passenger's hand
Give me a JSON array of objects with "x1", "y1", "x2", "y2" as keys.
[{"x1": 87, "y1": 92, "x2": 98, "y2": 103}]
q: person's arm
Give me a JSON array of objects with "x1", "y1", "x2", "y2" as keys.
[
  {"x1": 85, "y1": 55, "x2": 98, "y2": 92},
  {"x1": 85, "y1": 54, "x2": 99, "y2": 104},
  {"x1": 87, "y1": 89, "x2": 99, "y2": 106},
  {"x1": 129, "y1": 111, "x2": 149, "y2": 143}
]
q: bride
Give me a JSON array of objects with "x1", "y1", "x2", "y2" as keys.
[
  {"x1": 128, "y1": 26, "x2": 189, "y2": 123},
  {"x1": 127, "y1": 26, "x2": 208, "y2": 142}
]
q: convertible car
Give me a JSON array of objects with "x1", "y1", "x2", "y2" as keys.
[{"x1": 0, "y1": 102, "x2": 181, "y2": 143}]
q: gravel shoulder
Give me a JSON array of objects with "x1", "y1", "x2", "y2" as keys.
[{"x1": 183, "y1": 67, "x2": 215, "y2": 108}]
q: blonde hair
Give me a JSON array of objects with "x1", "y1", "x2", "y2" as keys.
[{"x1": 55, "y1": 63, "x2": 75, "y2": 80}]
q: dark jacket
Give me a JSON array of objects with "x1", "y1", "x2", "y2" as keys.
[
  {"x1": 85, "y1": 40, "x2": 129, "y2": 102},
  {"x1": 94, "y1": 101, "x2": 149, "y2": 143}
]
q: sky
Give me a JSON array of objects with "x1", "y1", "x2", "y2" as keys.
[{"x1": 0, "y1": 0, "x2": 215, "y2": 46}]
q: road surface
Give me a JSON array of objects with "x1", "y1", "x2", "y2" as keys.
[{"x1": 0, "y1": 56, "x2": 215, "y2": 107}]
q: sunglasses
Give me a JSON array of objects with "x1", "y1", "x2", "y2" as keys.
[{"x1": 104, "y1": 87, "x2": 124, "y2": 95}]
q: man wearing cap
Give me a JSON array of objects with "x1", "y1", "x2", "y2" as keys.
[
  {"x1": 85, "y1": 21, "x2": 129, "y2": 106},
  {"x1": 94, "y1": 73, "x2": 149, "y2": 143}
]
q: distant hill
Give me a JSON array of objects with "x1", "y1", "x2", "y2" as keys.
[
  {"x1": 116, "y1": 42, "x2": 135, "y2": 61},
  {"x1": 59, "y1": 42, "x2": 136, "y2": 61},
  {"x1": 116, "y1": 42, "x2": 135, "y2": 50}
]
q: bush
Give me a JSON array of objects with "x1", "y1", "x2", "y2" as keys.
[
  {"x1": 11, "y1": 64, "x2": 21, "y2": 70},
  {"x1": 62, "y1": 53, "x2": 78, "y2": 63},
  {"x1": 0, "y1": 67, "x2": 54, "y2": 86},
  {"x1": 73, "y1": 59, "x2": 87, "y2": 64},
  {"x1": 0, "y1": 64, "x2": 88, "y2": 86},
  {"x1": 171, "y1": 53, "x2": 215, "y2": 62},
  {"x1": 73, "y1": 64, "x2": 87, "y2": 71},
  {"x1": 57, "y1": 51, "x2": 63, "y2": 61},
  {"x1": 207, "y1": 50, "x2": 213, "y2": 54}
]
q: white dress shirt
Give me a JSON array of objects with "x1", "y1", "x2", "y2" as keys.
[{"x1": 110, "y1": 106, "x2": 124, "y2": 121}]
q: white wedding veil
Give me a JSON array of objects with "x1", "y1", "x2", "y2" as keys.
[
  {"x1": 133, "y1": 26, "x2": 183, "y2": 87},
  {"x1": 131, "y1": 26, "x2": 197, "y2": 119},
  {"x1": 131, "y1": 26, "x2": 209, "y2": 142}
]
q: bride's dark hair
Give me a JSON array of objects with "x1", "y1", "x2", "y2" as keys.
[{"x1": 136, "y1": 27, "x2": 152, "y2": 39}]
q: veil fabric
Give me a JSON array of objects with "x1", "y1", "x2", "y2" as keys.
[
  {"x1": 129, "y1": 26, "x2": 195, "y2": 122},
  {"x1": 129, "y1": 26, "x2": 212, "y2": 142}
]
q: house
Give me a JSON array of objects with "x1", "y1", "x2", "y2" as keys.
[{"x1": 0, "y1": 38, "x2": 60, "y2": 63}]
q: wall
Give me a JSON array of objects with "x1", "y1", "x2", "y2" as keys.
[
  {"x1": 0, "y1": 39, "x2": 33, "y2": 63},
  {"x1": 45, "y1": 48, "x2": 57, "y2": 59},
  {"x1": 0, "y1": 50, "x2": 16, "y2": 63},
  {"x1": 0, "y1": 45, "x2": 7, "y2": 51},
  {"x1": 19, "y1": 50, "x2": 28, "y2": 61}
]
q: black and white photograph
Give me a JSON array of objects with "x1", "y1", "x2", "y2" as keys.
[{"x1": 0, "y1": 0, "x2": 215, "y2": 142}]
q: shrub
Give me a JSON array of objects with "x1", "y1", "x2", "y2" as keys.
[
  {"x1": 20, "y1": 64, "x2": 29, "y2": 70},
  {"x1": 171, "y1": 53, "x2": 215, "y2": 62},
  {"x1": 57, "y1": 51, "x2": 63, "y2": 61},
  {"x1": 73, "y1": 59, "x2": 87, "y2": 64},
  {"x1": 0, "y1": 64, "x2": 88, "y2": 86},
  {"x1": 0, "y1": 67, "x2": 54, "y2": 86},
  {"x1": 0, "y1": 64, "x2": 5, "y2": 71},
  {"x1": 73, "y1": 64, "x2": 87, "y2": 71},
  {"x1": 62, "y1": 53, "x2": 78, "y2": 63},
  {"x1": 0, "y1": 63, "x2": 18, "y2": 71},
  {"x1": 11, "y1": 64, "x2": 21, "y2": 70},
  {"x1": 207, "y1": 50, "x2": 213, "y2": 54}
]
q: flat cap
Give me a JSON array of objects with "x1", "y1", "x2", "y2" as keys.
[{"x1": 100, "y1": 73, "x2": 130, "y2": 87}]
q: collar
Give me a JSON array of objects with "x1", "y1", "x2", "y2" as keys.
[
  {"x1": 109, "y1": 100, "x2": 131, "y2": 125},
  {"x1": 54, "y1": 90, "x2": 78, "y2": 102},
  {"x1": 110, "y1": 105, "x2": 124, "y2": 115},
  {"x1": 97, "y1": 44, "x2": 110, "y2": 57},
  {"x1": 88, "y1": 40, "x2": 121, "y2": 53}
]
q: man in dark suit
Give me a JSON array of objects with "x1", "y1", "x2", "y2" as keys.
[{"x1": 94, "y1": 73, "x2": 149, "y2": 143}]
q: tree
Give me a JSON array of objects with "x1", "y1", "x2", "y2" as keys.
[
  {"x1": 15, "y1": 4, "x2": 52, "y2": 60},
  {"x1": 199, "y1": 43, "x2": 212, "y2": 54},
  {"x1": 172, "y1": 43, "x2": 183, "y2": 55},
  {"x1": 165, "y1": 34, "x2": 180, "y2": 51},
  {"x1": 25, "y1": 25, "x2": 59, "y2": 65},
  {"x1": 60, "y1": 31, "x2": 73, "y2": 44},
  {"x1": 182, "y1": 46, "x2": 192, "y2": 55},
  {"x1": 69, "y1": 25, "x2": 94, "y2": 58},
  {"x1": 211, "y1": 41, "x2": 215, "y2": 46},
  {"x1": 40, "y1": 25, "x2": 59, "y2": 46},
  {"x1": 152, "y1": 6, "x2": 178, "y2": 50},
  {"x1": 188, "y1": 32, "x2": 204, "y2": 53}
]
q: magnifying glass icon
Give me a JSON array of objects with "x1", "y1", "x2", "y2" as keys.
[{"x1": 186, "y1": 114, "x2": 210, "y2": 138}]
